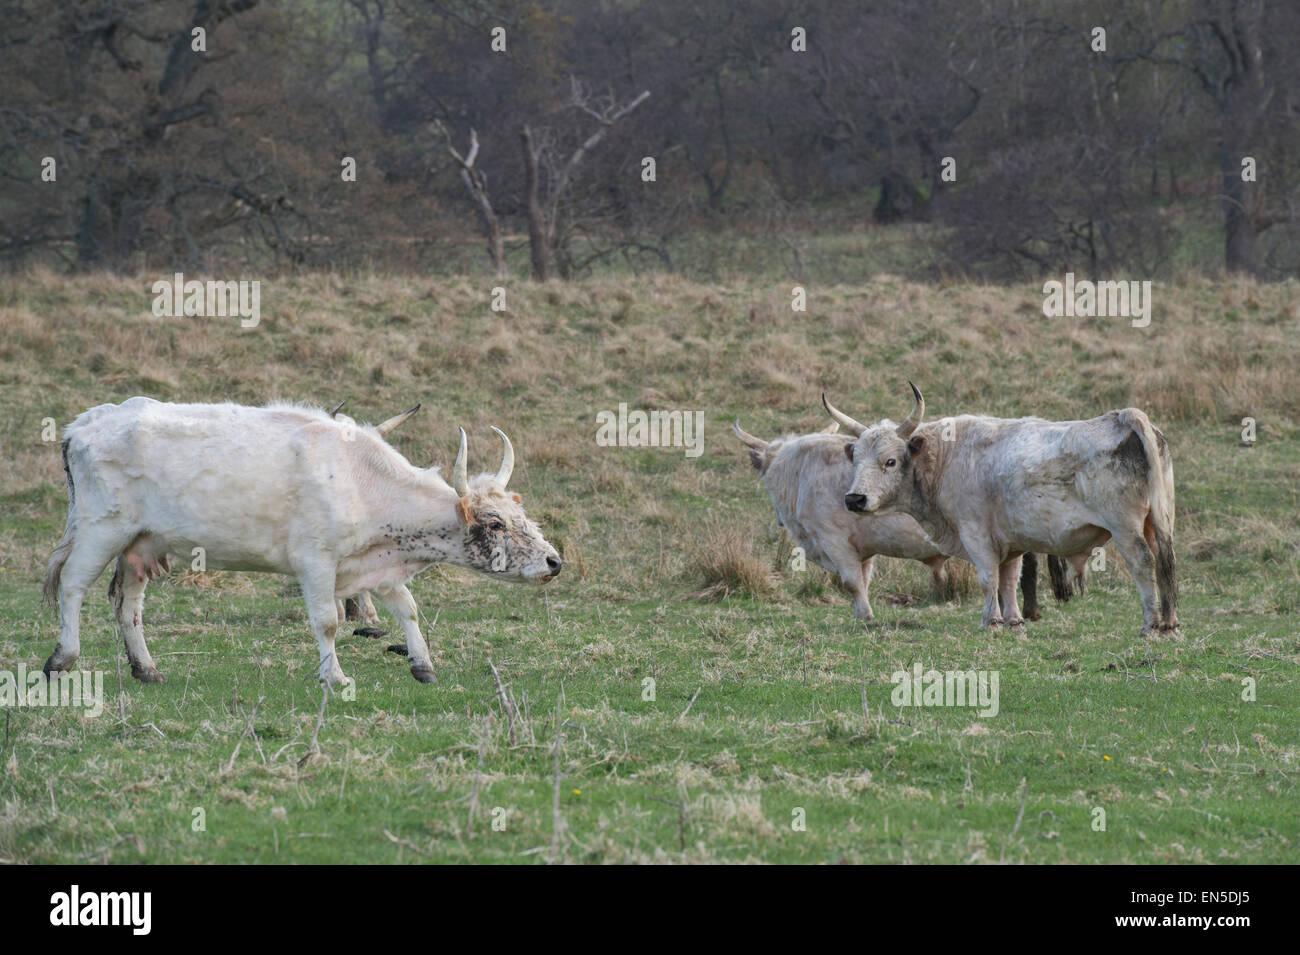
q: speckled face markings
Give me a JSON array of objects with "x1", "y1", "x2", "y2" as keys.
[{"x1": 454, "y1": 482, "x2": 560, "y2": 581}]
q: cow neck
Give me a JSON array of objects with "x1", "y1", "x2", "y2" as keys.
[
  {"x1": 368, "y1": 482, "x2": 465, "y2": 565},
  {"x1": 908, "y1": 421, "x2": 962, "y2": 554}
]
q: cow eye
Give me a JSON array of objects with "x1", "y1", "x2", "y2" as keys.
[
  {"x1": 488, "y1": 520, "x2": 506, "y2": 531},
  {"x1": 885, "y1": 458, "x2": 897, "y2": 468}
]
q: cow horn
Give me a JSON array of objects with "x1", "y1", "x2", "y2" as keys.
[
  {"x1": 376, "y1": 403, "x2": 420, "y2": 437},
  {"x1": 819, "y1": 421, "x2": 840, "y2": 435},
  {"x1": 821, "y1": 393, "x2": 867, "y2": 437},
  {"x1": 732, "y1": 419, "x2": 769, "y2": 451},
  {"x1": 897, "y1": 381, "x2": 925, "y2": 438},
  {"x1": 328, "y1": 398, "x2": 348, "y2": 418},
  {"x1": 490, "y1": 426, "x2": 514, "y2": 488},
  {"x1": 452, "y1": 428, "x2": 469, "y2": 497}
]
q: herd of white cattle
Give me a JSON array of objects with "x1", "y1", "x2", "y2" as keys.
[
  {"x1": 736, "y1": 384, "x2": 1177, "y2": 637},
  {"x1": 39, "y1": 385, "x2": 1177, "y2": 689}
]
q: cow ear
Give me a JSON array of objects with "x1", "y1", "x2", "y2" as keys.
[
  {"x1": 845, "y1": 443, "x2": 855, "y2": 462},
  {"x1": 455, "y1": 497, "x2": 477, "y2": 525},
  {"x1": 907, "y1": 435, "x2": 925, "y2": 456},
  {"x1": 510, "y1": 492, "x2": 522, "y2": 504}
]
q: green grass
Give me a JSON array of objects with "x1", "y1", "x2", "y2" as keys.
[{"x1": 0, "y1": 271, "x2": 1297, "y2": 863}]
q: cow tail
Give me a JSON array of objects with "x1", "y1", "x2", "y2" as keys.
[
  {"x1": 1047, "y1": 555, "x2": 1072, "y2": 602},
  {"x1": 43, "y1": 440, "x2": 77, "y2": 607},
  {"x1": 1121, "y1": 409, "x2": 1177, "y2": 627}
]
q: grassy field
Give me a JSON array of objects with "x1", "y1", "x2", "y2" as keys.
[{"x1": 0, "y1": 270, "x2": 1297, "y2": 863}]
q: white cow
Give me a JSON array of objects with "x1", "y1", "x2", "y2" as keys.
[
  {"x1": 42, "y1": 398, "x2": 561, "y2": 686},
  {"x1": 827, "y1": 384, "x2": 1177, "y2": 635},
  {"x1": 733, "y1": 419, "x2": 949, "y2": 621}
]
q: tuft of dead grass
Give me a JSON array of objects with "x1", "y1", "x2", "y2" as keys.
[{"x1": 685, "y1": 521, "x2": 776, "y2": 601}]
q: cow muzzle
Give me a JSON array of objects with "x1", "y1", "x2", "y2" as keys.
[
  {"x1": 844, "y1": 493, "x2": 869, "y2": 513},
  {"x1": 542, "y1": 555, "x2": 562, "y2": 581}
]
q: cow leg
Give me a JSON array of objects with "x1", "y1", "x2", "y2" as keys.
[
  {"x1": 856, "y1": 556, "x2": 876, "y2": 622},
  {"x1": 825, "y1": 541, "x2": 873, "y2": 622},
  {"x1": 373, "y1": 584, "x2": 436, "y2": 682},
  {"x1": 1067, "y1": 554, "x2": 1089, "y2": 595},
  {"x1": 109, "y1": 558, "x2": 164, "y2": 683},
  {"x1": 356, "y1": 591, "x2": 381, "y2": 626},
  {"x1": 44, "y1": 531, "x2": 122, "y2": 675},
  {"x1": 923, "y1": 556, "x2": 949, "y2": 601},
  {"x1": 962, "y1": 539, "x2": 1003, "y2": 628},
  {"x1": 998, "y1": 555, "x2": 1025, "y2": 627},
  {"x1": 1112, "y1": 528, "x2": 1161, "y2": 636},
  {"x1": 299, "y1": 573, "x2": 348, "y2": 687}
]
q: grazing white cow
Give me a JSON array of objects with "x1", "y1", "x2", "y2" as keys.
[
  {"x1": 733, "y1": 419, "x2": 1051, "y2": 622},
  {"x1": 42, "y1": 398, "x2": 561, "y2": 686},
  {"x1": 826, "y1": 384, "x2": 1177, "y2": 635}
]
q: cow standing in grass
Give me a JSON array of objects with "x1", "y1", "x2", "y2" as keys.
[
  {"x1": 732, "y1": 419, "x2": 1054, "y2": 622},
  {"x1": 42, "y1": 398, "x2": 561, "y2": 687},
  {"x1": 827, "y1": 385, "x2": 1177, "y2": 635}
]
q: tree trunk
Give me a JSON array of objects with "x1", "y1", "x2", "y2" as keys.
[
  {"x1": 520, "y1": 124, "x2": 550, "y2": 281},
  {"x1": 1222, "y1": 160, "x2": 1258, "y2": 274}
]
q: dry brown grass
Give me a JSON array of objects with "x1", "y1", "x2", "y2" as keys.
[
  {"x1": 2, "y1": 268, "x2": 1297, "y2": 604},
  {"x1": 684, "y1": 521, "x2": 777, "y2": 601}
]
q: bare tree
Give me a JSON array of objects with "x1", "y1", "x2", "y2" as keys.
[
  {"x1": 519, "y1": 82, "x2": 650, "y2": 280},
  {"x1": 1136, "y1": 0, "x2": 1299, "y2": 275},
  {"x1": 436, "y1": 123, "x2": 507, "y2": 277}
]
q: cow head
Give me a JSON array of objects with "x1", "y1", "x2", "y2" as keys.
[
  {"x1": 825, "y1": 383, "x2": 926, "y2": 514},
  {"x1": 449, "y1": 427, "x2": 562, "y2": 582}
]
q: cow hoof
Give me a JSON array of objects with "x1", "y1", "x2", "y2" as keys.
[
  {"x1": 410, "y1": 665, "x2": 438, "y2": 684},
  {"x1": 42, "y1": 654, "x2": 77, "y2": 677},
  {"x1": 1024, "y1": 609, "x2": 1042, "y2": 622},
  {"x1": 1140, "y1": 626, "x2": 1160, "y2": 638},
  {"x1": 385, "y1": 644, "x2": 408, "y2": 656},
  {"x1": 131, "y1": 665, "x2": 166, "y2": 684},
  {"x1": 1006, "y1": 618, "x2": 1025, "y2": 629},
  {"x1": 353, "y1": 627, "x2": 388, "y2": 638}
]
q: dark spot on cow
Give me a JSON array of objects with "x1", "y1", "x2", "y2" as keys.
[{"x1": 1114, "y1": 430, "x2": 1147, "y2": 475}]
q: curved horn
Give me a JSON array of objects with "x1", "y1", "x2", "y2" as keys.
[
  {"x1": 897, "y1": 381, "x2": 925, "y2": 438},
  {"x1": 819, "y1": 421, "x2": 840, "y2": 435},
  {"x1": 452, "y1": 428, "x2": 469, "y2": 497},
  {"x1": 376, "y1": 403, "x2": 420, "y2": 437},
  {"x1": 732, "y1": 419, "x2": 769, "y2": 451},
  {"x1": 490, "y1": 426, "x2": 514, "y2": 488},
  {"x1": 821, "y1": 393, "x2": 867, "y2": 437}
]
